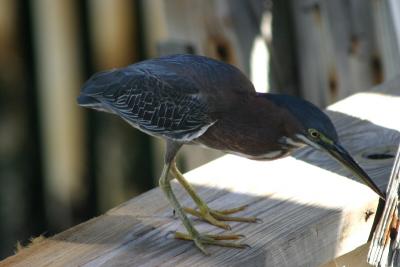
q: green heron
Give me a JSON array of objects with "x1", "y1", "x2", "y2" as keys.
[{"x1": 78, "y1": 54, "x2": 385, "y2": 254}]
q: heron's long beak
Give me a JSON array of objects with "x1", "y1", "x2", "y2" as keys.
[{"x1": 323, "y1": 142, "x2": 385, "y2": 200}]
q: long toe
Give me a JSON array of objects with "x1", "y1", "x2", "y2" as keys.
[
  {"x1": 215, "y1": 204, "x2": 249, "y2": 215},
  {"x1": 210, "y1": 210, "x2": 259, "y2": 223},
  {"x1": 183, "y1": 205, "x2": 259, "y2": 228},
  {"x1": 183, "y1": 207, "x2": 231, "y2": 229},
  {"x1": 174, "y1": 232, "x2": 249, "y2": 253}
]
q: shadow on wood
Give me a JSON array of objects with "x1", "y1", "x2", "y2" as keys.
[{"x1": 2, "y1": 185, "x2": 347, "y2": 267}]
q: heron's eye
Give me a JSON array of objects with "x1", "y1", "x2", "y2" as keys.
[{"x1": 308, "y1": 129, "x2": 320, "y2": 139}]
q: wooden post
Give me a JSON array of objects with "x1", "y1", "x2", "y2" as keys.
[
  {"x1": 291, "y1": 0, "x2": 379, "y2": 107},
  {"x1": 31, "y1": 0, "x2": 86, "y2": 229},
  {"x1": 368, "y1": 144, "x2": 400, "y2": 266},
  {"x1": 87, "y1": 0, "x2": 149, "y2": 212},
  {"x1": 371, "y1": 0, "x2": 400, "y2": 81},
  {"x1": 0, "y1": 0, "x2": 44, "y2": 257}
]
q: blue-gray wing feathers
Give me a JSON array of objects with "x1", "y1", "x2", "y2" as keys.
[{"x1": 79, "y1": 66, "x2": 214, "y2": 141}]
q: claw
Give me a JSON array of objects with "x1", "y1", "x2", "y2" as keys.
[{"x1": 255, "y1": 218, "x2": 263, "y2": 224}]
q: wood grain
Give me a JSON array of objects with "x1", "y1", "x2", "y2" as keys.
[
  {"x1": 371, "y1": 0, "x2": 400, "y2": 81},
  {"x1": 291, "y1": 0, "x2": 378, "y2": 106},
  {"x1": 2, "y1": 78, "x2": 400, "y2": 266}
]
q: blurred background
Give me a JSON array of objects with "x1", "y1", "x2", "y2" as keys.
[{"x1": 1, "y1": 0, "x2": 400, "y2": 259}]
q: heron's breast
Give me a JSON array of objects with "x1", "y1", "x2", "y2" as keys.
[
  {"x1": 228, "y1": 149, "x2": 292, "y2": 161},
  {"x1": 195, "y1": 119, "x2": 293, "y2": 159}
]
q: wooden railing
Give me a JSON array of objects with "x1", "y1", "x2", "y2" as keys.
[{"x1": 2, "y1": 77, "x2": 400, "y2": 266}]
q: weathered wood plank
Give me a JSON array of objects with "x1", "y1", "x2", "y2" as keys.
[
  {"x1": 2, "y1": 78, "x2": 400, "y2": 266},
  {"x1": 322, "y1": 243, "x2": 371, "y2": 267}
]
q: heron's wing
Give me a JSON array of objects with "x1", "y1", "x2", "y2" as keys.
[{"x1": 80, "y1": 67, "x2": 215, "y2": 141}]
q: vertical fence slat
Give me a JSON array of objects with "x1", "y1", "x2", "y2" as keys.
[
  {"x1": 31, "y1": 0, "x2": 86, "y2": 229},
  {"x1": 87, "y1": 0, "x2": 152, "y2": 212},
  {"x1": 291, "y1": 0, "x2": 378, "y2": 107}
]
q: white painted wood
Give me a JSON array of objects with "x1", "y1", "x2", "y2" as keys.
[{"x1": 368, "y1": 144, "x2": 400, "y2": 266}]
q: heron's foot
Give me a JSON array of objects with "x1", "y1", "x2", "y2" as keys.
[
  {"x1": 174, "y1": 231, "x2": 249, "y2": 255},
  {"x1": 183, "y1": 204, "x2": 259, "y2": 230}
]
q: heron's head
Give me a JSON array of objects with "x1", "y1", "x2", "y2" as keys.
[{"x1": 266, "y1": 94, "x2": 385, "y2": 199}]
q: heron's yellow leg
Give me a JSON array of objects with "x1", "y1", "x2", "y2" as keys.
[
  {"x1": 170, "y1": 161, "x2": 258, "y2": 230},
  {"x1": 160, "y1": 160, "x2": 247, "y2": 254}
]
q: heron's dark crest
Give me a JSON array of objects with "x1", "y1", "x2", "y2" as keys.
[{"x1": 263, "y1": 93, "x2": 338, "y2": 143}]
